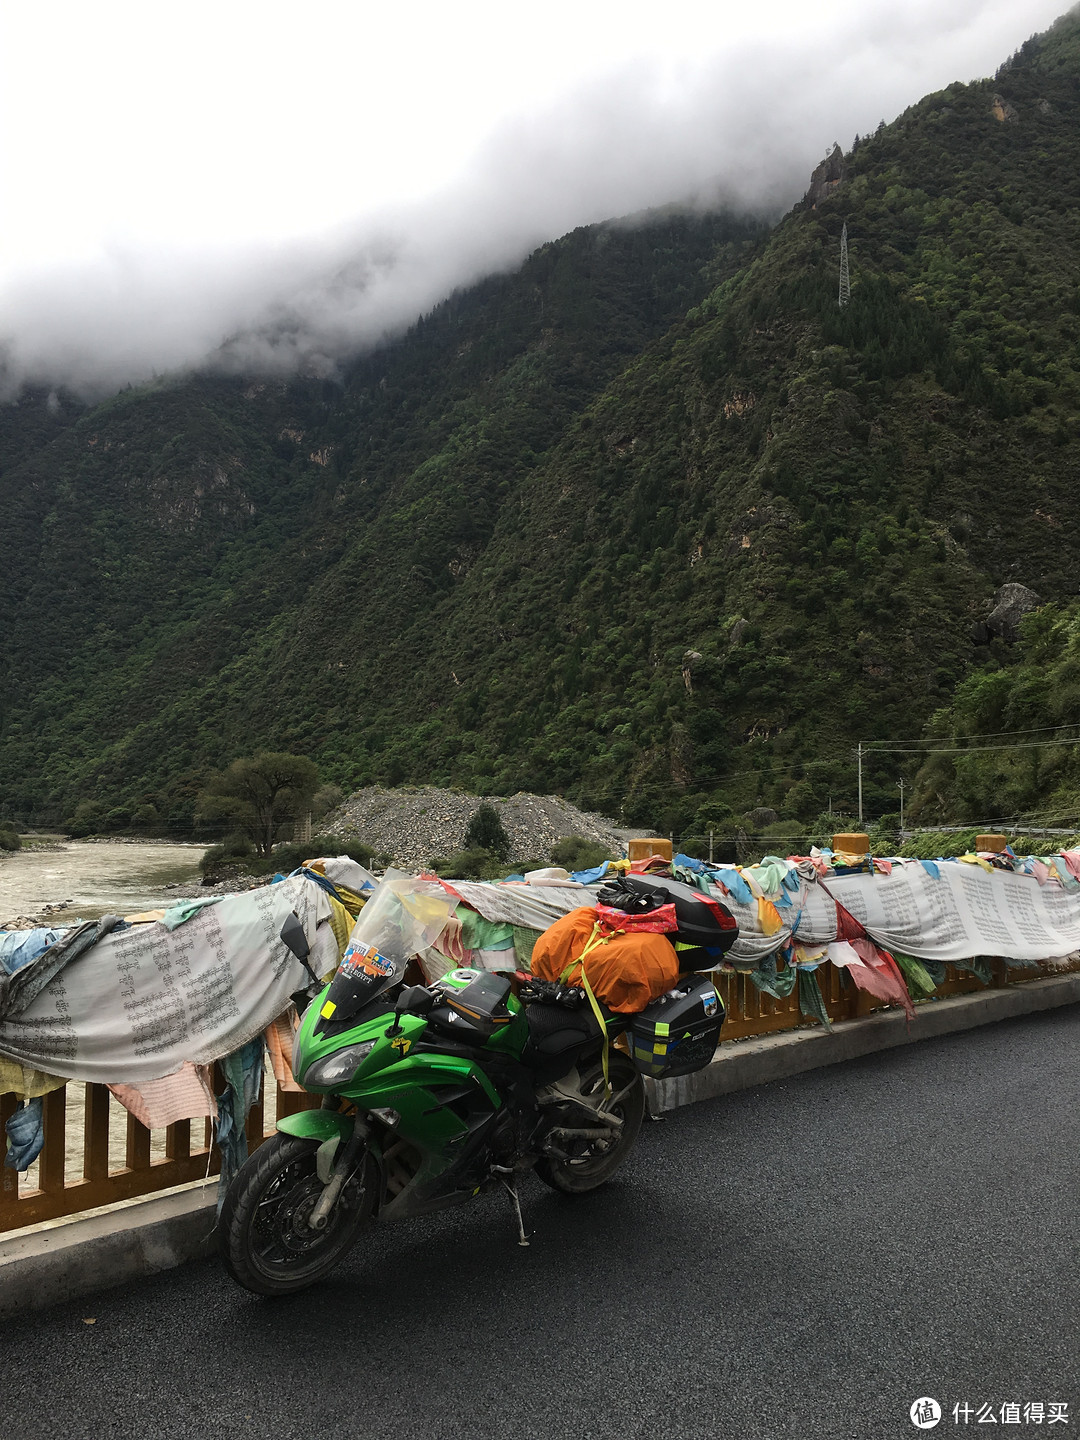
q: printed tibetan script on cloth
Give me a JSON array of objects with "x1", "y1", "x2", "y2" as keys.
[{"x1": 0, "y1": 876, "x2": 331, "y2": 1084}]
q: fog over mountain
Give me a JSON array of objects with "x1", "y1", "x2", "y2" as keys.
[{"x1": 0, "y1": 0, "x2": 1069, "y2": 397}]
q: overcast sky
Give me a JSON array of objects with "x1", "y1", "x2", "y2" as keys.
[{"x1": 0, "y1": 0, "x2": 1069, "y2": 395}]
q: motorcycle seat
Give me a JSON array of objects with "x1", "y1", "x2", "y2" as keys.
[{"x1": 524, "y1": 1000, "x2": 607, "y2": 1055}]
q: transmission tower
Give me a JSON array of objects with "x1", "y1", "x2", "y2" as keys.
[{"x1": 838, "y1": 221, "x2": 851, "y2": 308}]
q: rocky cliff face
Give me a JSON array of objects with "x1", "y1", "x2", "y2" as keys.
[{"x1": 804, "y1": 144, "x2": 845, "y2": 208}]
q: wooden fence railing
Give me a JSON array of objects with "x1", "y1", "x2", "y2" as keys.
[
  {"x1": 1, "y1": 957, "x2": 1072, "y2": 1234},
  {"x1": 0, "y1": 1068, "x2": 320, "y2": 1233},
  {"x1": 713, "y1": 957, "x2": 1018, "y2": 1041}
]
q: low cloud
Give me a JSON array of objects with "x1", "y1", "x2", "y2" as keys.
[{"x1": 0, "y1": 1, "x2": 1062, "y2": 397}]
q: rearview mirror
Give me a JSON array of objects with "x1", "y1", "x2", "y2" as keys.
[
  {"x1": 279, "y1": 912, "x2": 310, "y2": 962},
  {"x1": 399, "y1": 985, "x2": 435, "y2": 1015}
]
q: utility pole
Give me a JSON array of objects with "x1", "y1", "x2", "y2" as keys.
[
  {"x1": 839, "y1": 221, "x2": 851, "y2": 308},
  {"x1": 709, "y1": 830, "x2": 714, "y2": 864},
  {"x1": 898, "y1": 778, "x2": 905, "y2": 835},
  {"x1": 857, "y1": 741, "x2": 863, "y2": 825}
]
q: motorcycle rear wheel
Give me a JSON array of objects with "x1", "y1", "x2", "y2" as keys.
[
  {"x1": 535, "y1": 1052, "x2": 645, "y2": 1194},
  {"x1": 219, "y1": 1132, "x2": 375, "y2": 1295}
]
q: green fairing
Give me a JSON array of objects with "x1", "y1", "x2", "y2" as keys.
[
  {"x1": 349, "y1": 1050, "x2": 501, "y2": 1110},
  {"x1": 277, "y1": 1110, "x2": 352, "y2": 1143},
  {"x1": 479, "y1": 994, "x2": 528, "y2": 1057},
  {"x1": 293, "y1": 988, "x2": 508, "y2": 1113}
]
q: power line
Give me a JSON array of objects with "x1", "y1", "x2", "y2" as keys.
[
  {"x1": 865, "y1": 737, "x2": 1080, "y2": 757},
  {"x1": 862, "y1": 722, "x2": 1080, "y2": 748},
  {"x1": 709, "y1": 754, "x2": 851, "y2": 784}
]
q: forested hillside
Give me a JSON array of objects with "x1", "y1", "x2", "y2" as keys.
[{"x1": 2, "y1": 9, "x2": 1079, "y2": 838}]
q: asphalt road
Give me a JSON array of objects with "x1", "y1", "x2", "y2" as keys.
[{"x1": 4, "y1": 1008, "x2": 1079, "y2": 1440}]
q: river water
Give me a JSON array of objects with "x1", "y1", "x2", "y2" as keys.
[{"x1": 0, "y1": 839, "x2": 208, "y2": 923}]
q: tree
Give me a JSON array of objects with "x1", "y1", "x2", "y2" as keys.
[
  {"x1": 196, "y1": 753, "x2": 319, "y2": 857},
  {"x1": 464, "y1": 803, "x2": 511, "y2": 861}
]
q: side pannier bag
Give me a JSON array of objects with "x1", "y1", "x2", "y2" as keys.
[{"x1": 630, "y1": 975, "x2": 725, "y2": 1079}]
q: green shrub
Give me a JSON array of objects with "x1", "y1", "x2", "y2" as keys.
[
  {"x1": 428, "y1": 847, "x2": 505, "y2": 880},
  {"x1": 198, "y1": 845, "x2": 234, "y2": 875},
  {"x1": 311, "y1": 784, "x2": 344, "y2": 821},
  {"x1": 0, "y1": 824, "x2": 20, "y2": 851},
  {"x1": 549, "y1": 835, "x2": 616, "y2": 871},
  {"x1": 868, "y1": 812, "x2": 901, "y2": 853},
  {"x1": 131, "y1": 803, "x2": 161, "y2": 833},
  {"x1": 898, "y1": 829, "x2": 1080, "y2": 859},
  {"x1": 66, "y1": 799, "x2": 107, "y2": 839},
  {"x1": 264, "y1": 835, "x2": 375, "y2": 875},
  {"x1": 198, "y1": 832, "x2": 253, "y2": 873},
  {"x1": 897, "y1": 829, "x2": 979, "y2": 859},
  {"x1": 199, "y1": 832, "x2": 375, "y2": 878}
]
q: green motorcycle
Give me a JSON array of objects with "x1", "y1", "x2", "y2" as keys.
[{"x1": 220, "y1": 878, "x2": 648, "y2": 1295}]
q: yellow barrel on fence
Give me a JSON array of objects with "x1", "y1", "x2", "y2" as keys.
[
  {"x1": 976, "y1": 834, "x2": 1008, "y2": 853},
  {"x1": 627, "y1": 837, "x2": 673, "y2": 862},
  {"x1": 832, "y1": 832, "x2": 870, "y2": 856}
]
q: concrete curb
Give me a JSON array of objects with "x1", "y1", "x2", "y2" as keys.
[
  {"x1": 2, "y1": 975, "x2": 1078, "y2": 1317},
  {"x1": 0, "y1": 1178, "x2": 218, "y2": 1319},
  {"x1": 645, "y1": 972, "x2": 1080, "y2": 1113}
]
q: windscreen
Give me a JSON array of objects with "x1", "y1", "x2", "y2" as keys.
[{"x1": 317, "y1": 873, "x2": 457, "y2": 1029}]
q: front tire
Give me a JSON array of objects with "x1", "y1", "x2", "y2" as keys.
[
  {"x1": 219, "y1": 1132, "x2": 375, "y2": 1295},
  {"x1": 535, "y1": 1052, "x2": 645, "y2": 1194}
]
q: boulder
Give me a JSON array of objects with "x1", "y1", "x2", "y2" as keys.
[
  {"x1": 745, "y1": 807, "x2": 778, "y2": 830},
  {"x1": 986, "y1": 583, "x2": 1043, "y2": 640}
]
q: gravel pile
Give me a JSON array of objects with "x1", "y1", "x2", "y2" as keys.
[{"x1": 321, "y1": 786, "x2": 641, "y2": 871}]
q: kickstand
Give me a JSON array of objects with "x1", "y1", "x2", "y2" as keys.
[{"x1": 493, "y1": 1167, "x2": 532, "y2": 1246}]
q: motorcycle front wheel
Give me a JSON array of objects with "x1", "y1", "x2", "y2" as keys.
[
  {"x1": 219, "y1": 1132, "x2": 375, "y2": 1295},
  {"x1": 535, "y1": 1051, "x2": 645, "y2": 1195}
]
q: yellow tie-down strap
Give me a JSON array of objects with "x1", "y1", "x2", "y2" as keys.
[{"x1": 559, "y1": 921, "x2": 618, "y2": 1097}]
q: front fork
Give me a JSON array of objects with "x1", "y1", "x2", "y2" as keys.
[
  {"x1": 308, "y1": 1111, "x2": 371, "y2": 1229},
  {"x1": 277, "y1": 1107, "x2": 380, "y2": 1229}
]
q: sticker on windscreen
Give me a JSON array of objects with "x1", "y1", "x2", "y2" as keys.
[{"x1": 340, "y1": 940, "x2": 395, "y2": 979}]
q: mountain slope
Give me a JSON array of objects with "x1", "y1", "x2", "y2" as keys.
[
  {"x1": 0, "y1": 211, "x2": 762, "y2": 829},
  {"x1": 271, "y1": 8, "x2": 1080, "y2": 830}
]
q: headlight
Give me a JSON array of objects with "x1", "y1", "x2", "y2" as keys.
[{"x1": 302, "y1": 1041, "x2": 376, "y2": 1090}]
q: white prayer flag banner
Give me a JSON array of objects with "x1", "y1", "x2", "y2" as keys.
[{"x1": 0, "y1": 876, "x2": 331, "y2": 1083}]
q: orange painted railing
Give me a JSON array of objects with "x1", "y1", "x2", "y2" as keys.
[
  {"x1": 0, "y1": 1068, "x2": 320, "y2": 1234},
  {"x1": 714, "y1": 957, "x2": 1009, "y2": 1040}
]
